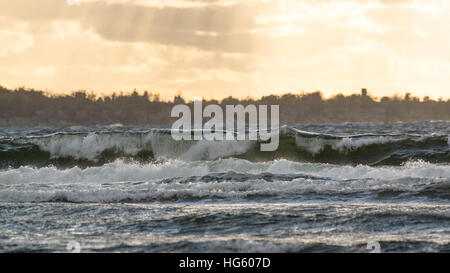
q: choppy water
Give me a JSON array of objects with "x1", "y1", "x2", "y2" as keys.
[{"x1": 0, "y1": 122, "x2": 449, "y2": 252}]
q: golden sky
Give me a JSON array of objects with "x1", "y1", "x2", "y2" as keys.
[{"x1": 0, "y1": 0, "x2": 449, "y2": 100}]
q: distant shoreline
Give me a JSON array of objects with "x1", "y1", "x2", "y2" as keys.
[{"x1": 1, "y1": 86, "x2": 449, "y2": 127}]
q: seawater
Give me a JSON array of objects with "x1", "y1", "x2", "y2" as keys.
[{"x1": 0, "y1": 122, "x2": 449, "y2": 252}]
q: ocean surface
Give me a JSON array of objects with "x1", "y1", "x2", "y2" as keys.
[{"x1": 0, "y1": 122, "x2": 449, "y2": 253}]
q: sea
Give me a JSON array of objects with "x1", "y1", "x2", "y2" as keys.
[{"x1": 0, "y1": 122, "x2": 449, "y2": 253}]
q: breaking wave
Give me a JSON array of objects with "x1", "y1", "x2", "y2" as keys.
[
  {"x1": 0, "y1": 159, "x2": 448, "y2": 203},
  {"x1": 0, "y1": 127, "x2": 449, "y2": 168}
]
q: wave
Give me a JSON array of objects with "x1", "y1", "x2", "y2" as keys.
[
  {"x1": 1, "y1": 158, "x2": 449, "y2": 184},
  {"x1": 0, "y1": 159, "x2": 448, "y2": 203},
  {"x1": 0, "y1": 127, "x2": 449, "y2": 168}
]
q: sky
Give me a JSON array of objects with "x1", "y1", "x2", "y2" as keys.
[{"x1": 0, "y1": 0, "x2": 449, "y2": 100}]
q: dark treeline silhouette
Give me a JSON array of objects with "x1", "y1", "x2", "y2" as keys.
[{"x1": 0, "y1": 85, "x2": 449, "y2": 127}]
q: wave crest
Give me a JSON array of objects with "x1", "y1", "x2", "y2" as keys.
[{"x1": 1, "y1": 127, "x2": 449, "y2": 168}]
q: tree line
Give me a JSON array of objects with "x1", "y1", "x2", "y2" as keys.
[{"x1": 0, "y1": 85, "x2": 449, "y2": 127}]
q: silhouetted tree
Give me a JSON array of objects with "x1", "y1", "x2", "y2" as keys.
[{"x1": 0, "y1": 85, "x2": 448, "y2": 127}]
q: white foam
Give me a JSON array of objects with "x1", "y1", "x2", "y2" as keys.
[
  {"x1": 295, "y1": 135, "x2": 403, "y2": 155},
  {"x1": 0, "y1": 160, "x2": 209, "y2": 184},
  {"x1": 21, "y1": 132, "x2": 254, "y2": 162},
  {"x1": 28, "y1": 133, "x2": 151, "y2": 161},
  {"x1": 0, "y1": 158, "x2": 448, "y2": 203},
  {"x1": 0, "y1": 158, "x2": 448, "y2": 186},
  {"x1": 0, "y1": 172, "x2": 448, "y2": 203},
  {"x1": 317, "y1": 160, "x2": 450, "y2": 181},
  {"x1": 147, "y1": 133, "x2": 254, "y2": 161},
  {"x1": 334, "y1": 136, "x2": 400, "y2": 152}
]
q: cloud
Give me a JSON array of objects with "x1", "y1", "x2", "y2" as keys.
[
  {"x1": 0, "y1": 0, "x2": 449, "y2": 99},
  {"x1": 0, "y1": 0, "x2": 259, "y2": 53}
]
